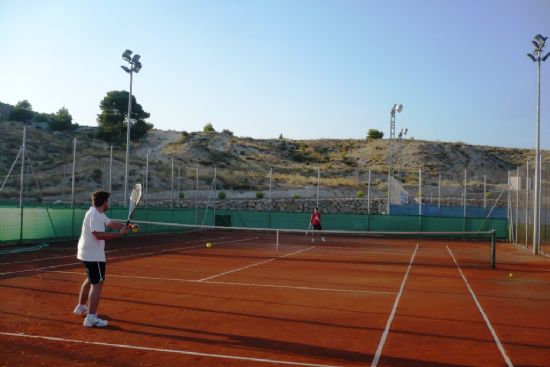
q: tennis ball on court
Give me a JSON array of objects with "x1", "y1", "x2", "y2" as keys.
[
  {"x1": 509, "y1": 272, "x2": 513, "y2": 278},
  {"x1": 206, "y1": 242, "x2": 212, "y2": 248}
]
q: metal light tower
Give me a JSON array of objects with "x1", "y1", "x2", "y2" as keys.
[
  {"x1": 121, "y1": 49, "x2": 142, "y2": 207},
  {"x1": 387, "y1": 104, "x2": 403, "y2": 213},
  {"x1": 527, "y1": 34, "x2": 549, "y2": 255},
  {"x1": 396, "y1": 127, "x2": 408, "y2": 181}
]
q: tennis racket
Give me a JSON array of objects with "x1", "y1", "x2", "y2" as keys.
[
  {"x1": 305, "y1": 223, "x2": 312, "y2": 237},
  {"x1": 127, "y1": 183, "x2": 142, "y2": 232}
]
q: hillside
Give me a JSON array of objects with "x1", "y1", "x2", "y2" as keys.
[{"x1": 0, "y1": 120, "x2": 547, "y2": 204}]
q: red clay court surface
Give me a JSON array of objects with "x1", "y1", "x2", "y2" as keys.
[{"x1": 1, "y1": 231, "x2": 549, "y2": 367}]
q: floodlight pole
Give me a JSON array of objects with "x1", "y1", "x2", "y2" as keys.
[
  {"x1": 527, "y1": 34, "x2": 549, "y2": 255},
  {"x1": 121, "y1": 49, "x2": 142, "y2": 208},
  {"x1": 396, "y1": 128, "x2": 408, "y2": 180},
  {"x1": 124, "y1": 70, "x2": 133, "y2": 208},
  {"x1": 387, "y1": 104, "x2": 403, "y2": 214}
]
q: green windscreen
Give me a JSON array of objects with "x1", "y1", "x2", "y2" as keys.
[{"x1": 0, "y1": 205, "x2": 508, "y2": 244}]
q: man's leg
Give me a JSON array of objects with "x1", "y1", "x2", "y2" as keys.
[
  {"x1": 88, "y1": 282, "x2": 103, "y2": 315},
  {"x1": 78, "y1": 278, "x2": 91, "y2": 305}
]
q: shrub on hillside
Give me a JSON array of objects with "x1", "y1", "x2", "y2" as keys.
[{"x1": 366, "y1": 129, "x2": 384, "y2": 140}]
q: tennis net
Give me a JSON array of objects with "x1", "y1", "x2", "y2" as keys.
[{"x1": 129, "y1": 220, "x2": 498, "y2": 268}]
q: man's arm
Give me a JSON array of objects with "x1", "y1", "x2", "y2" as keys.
[
  {"x1": 93, "y1": 225, "x2": 128, "y2": 240},
  {"x1": 106, "y1": 221, "x2": 127, "y2": 230}
]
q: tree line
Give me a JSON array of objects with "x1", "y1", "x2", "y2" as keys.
[
  {"x1": 3, "y1": 90, "x2": 153, "y2": 142},
  {"x1": 4, "y1": 93, "x2": 384, "y2": 142}
]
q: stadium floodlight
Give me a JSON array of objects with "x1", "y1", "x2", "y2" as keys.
[
  {"x1": 534, "y1": 34, "x2": 547, "y2": 44},
  {"x1": 121, "y1": 49, "x2": 143, "y2": 207},
  {"x1": 122, "y1": 49, "x2": 132, "y2": 62},
  {"x1": 393, "y1": 104, "x2": 403, "y2": 113},
  {"x1": 527, "y1": 34, "x2": 548, "y2": 255}
]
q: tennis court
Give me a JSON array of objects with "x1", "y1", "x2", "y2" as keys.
[{"x1": 1, "y1": 228, "x2": 549, "y2": 366}]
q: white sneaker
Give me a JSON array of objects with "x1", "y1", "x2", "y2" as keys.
[
  {"x1": 83, "y1": 315, "x2": 108, "y2": 327},
  {"x1": 73, "y1": 304, "x2": 88, "y2": 316},
  {"x1": 311, "y1": 238, "x2": 315, "y2": 243},
  {"x1": 321, "y1": 237, "x2": 326, "y2": 242}
]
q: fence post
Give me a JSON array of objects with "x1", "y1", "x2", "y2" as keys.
[
  {"x1": 71, "y1": 137, "x2": 77, "y2": 237},
  {"x1": 195, "y1": 164, "x2": 199, "y2": 225},
  {"x1": 418, "y1": 169, "x2": 422, "y2": 216},
  {"x1": 515, "y1": 167, "x2": 519, "y2": 244},
  {"x1": 367, "y1": 169, "x2": 371, "y2": 215},
  {"x1": 316, "y1": 167, "x2": 320, "y2": 208},
  {"x1": 483, "y1": 174, "x2": 486, "y2": 214},
  {"x1": 170, "y1": 157, "x2": 174, "y2": 210},
  {"x1": 213, "y1": 167, "x2": 217, "y2": 224},
  {"x1": 463, "y1": 170, "x2": 467, "y2": 218},
  {"x1": 269, "y1": 168, "x2": 272, "y2": 228},
  {"x1": 525, "y1": 160, "x2": 529, "y2": 247},
  {"x1": 19, "y1": 128, "x2": 26, "y2": 242},
  {"x1": 491, "y1": 229, "x2": 496, "y2": 269},
  {"x1": 438, "y1": 174, "x2": 441, "y2": 209},
  {"x1": 109, "y1": 145, "x2": 113, "y2": 194},
  {"x1": 145, "y1": 151, "x2": 149, "y2": 207},
  {"x1": 507, "y1": 171, "x2": 514, "y2": 243},
  {"x1": 177, "y1": 165, "x2": 181, "y2": 205}
]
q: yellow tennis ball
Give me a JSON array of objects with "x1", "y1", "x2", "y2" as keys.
[
  {"x1": 509, "y1": 272, "x2": 513, "y2": 278},
  {"x1": 206, "y1": 242, "x2": 212, "y2": 248}
]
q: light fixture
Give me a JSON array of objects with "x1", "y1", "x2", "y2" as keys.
[{"x1": 122, "y1": 49, "x2": 132, "y2": 61}]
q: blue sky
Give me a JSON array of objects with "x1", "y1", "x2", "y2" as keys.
[{"x1": 0, "y1": 0, "x2": 549, "y2": 148}]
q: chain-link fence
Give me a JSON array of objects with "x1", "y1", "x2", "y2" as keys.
[
  {"x1": 1, "y1": 131, "x2": 510, "y2": 218},
  {"x1": 509, "y1": 161, "x2": 550, "y2": 254}
]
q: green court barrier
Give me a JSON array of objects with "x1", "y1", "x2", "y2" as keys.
[{"x1": 0, "y1": 205, "x2": 509, "y2": 244}]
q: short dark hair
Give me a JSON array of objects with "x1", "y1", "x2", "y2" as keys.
[{"x1": 92, "y1": 191, "x2": 110, "y2": 207}]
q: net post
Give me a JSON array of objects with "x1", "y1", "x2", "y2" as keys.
[
  {"x1": 491, "y1": 229, "x2": 496, "y2": 269},
  {"x1": 276, "y1": 230, "x2": 279, "y2": 252}
]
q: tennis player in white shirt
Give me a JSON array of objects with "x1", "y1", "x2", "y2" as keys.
[{"x1": 73, "y1": 191, "x2": 128, "y2": 327}]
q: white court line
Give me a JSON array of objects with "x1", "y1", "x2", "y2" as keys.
[
  {"x1": 0, "y1": 261, "x2": 83, "y2": 276},
  {"x1": 0, "y1": 237, "x2": 258, "y2": 277},
  {"x1": 371, "y1": 244, "x2": 418, "y2": 367},
  {"x1": 203, "y1": 280, "x2": 397, "y2": 295},
  {"x1": 0, "y1": 331, "x2": 341, "y2": 367},
  {"x1": 446, "y1": 246, "x2": 514, "y2": 367},
  {"x1": 0, "y1": 254, "x2": 87, "y2": 266},
  {"x1": 198, "y1": 246, "x2": 315, "y2": 282},
  {"x1": 44, "y1": 270, "x2": 397, "y2": 295},
  {"x1": 0, "y1": 235, "x2": 233, "y2": 266}
]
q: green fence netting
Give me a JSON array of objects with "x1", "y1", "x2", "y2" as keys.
[{"x1": 0, "y1": 205, "x2": 508, "y2": 245}]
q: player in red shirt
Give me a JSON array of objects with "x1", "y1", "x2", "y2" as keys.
[{"x1": 309, "y1": 207, "x2": 326, "y2": 242}]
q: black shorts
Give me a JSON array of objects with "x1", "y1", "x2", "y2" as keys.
[
  {"x1": 82, "y1": 261, "x2": 106, "y2": 284},
  {"x1": 313, "y1": 223, "x2": 322, "y2": 230}
]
